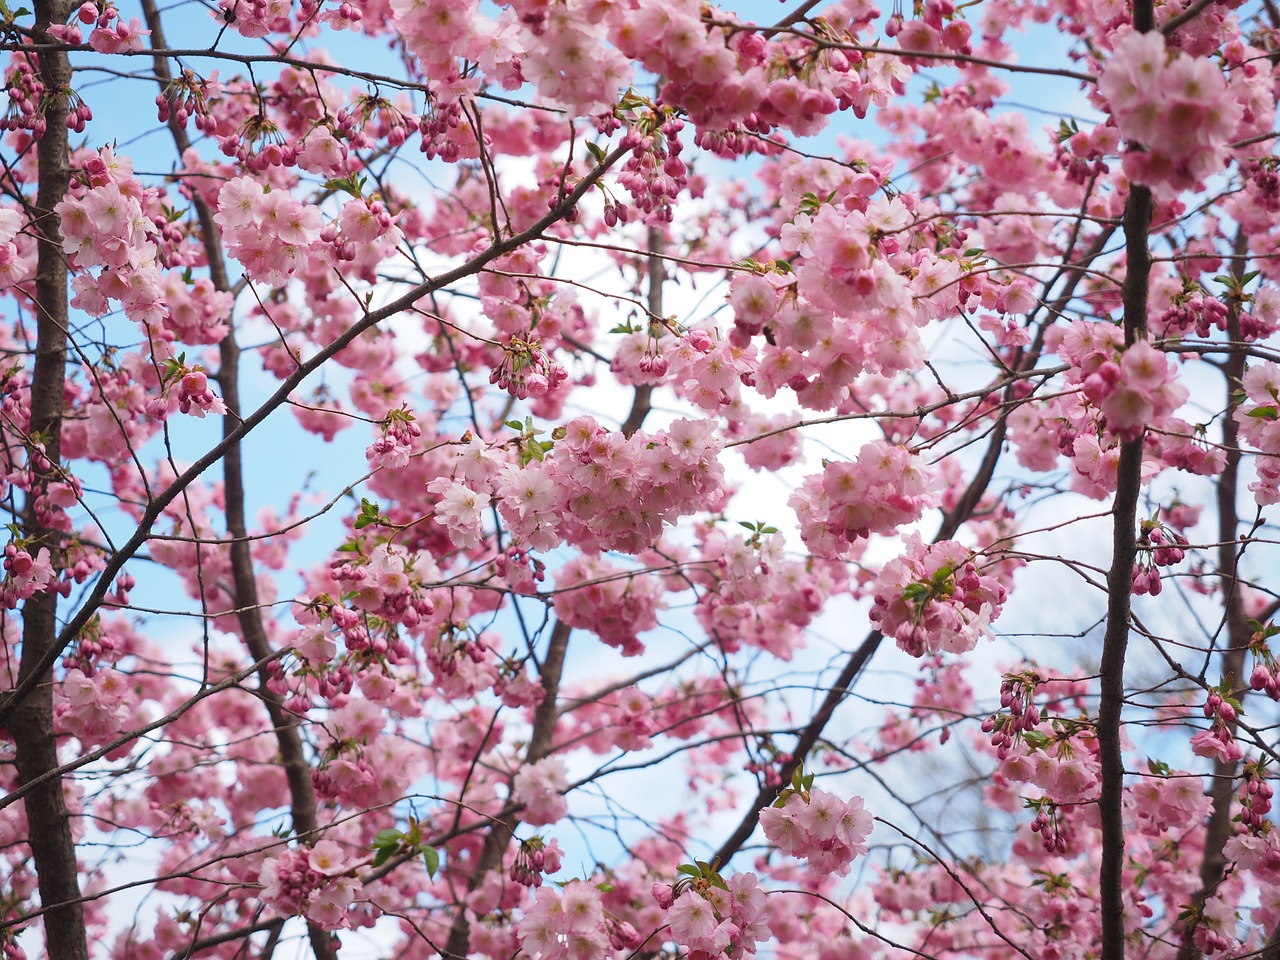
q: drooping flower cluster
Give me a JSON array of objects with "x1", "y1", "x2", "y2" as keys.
[
  {"x1": 553, "y1": 555, "x2": 664, "y2": 657},
  {"x1": 652, "y1": 869, "x2": 772, "y2": 960},
  {"x1": 1131, "y1": 517, "x2": 1189, "y2": 596},
  {"x1": 1058, "y1": 321, "x2": 1188, "y2": 442},
  {"x1": 791, "y1": 441, "x2": 938, "y2": 558},
  {"x1": 758, "y1": 773, "x2": 872, "y2": 878},
  {"x1": 1193, "y1": 688, "x2": 1245, "y2": 764},
  {"x1": 518, "y1": 879, "x2": 639, "y2": 960},
  {"x1": 258, "y1": 841, "x2": 363, "y2": 930},
  {"x1": 511, "y1": 756, "x2": 570, "y2": 827},
  {"x1": 1, "y1": 544, "x2": 55, "y2": 608},
  {"x1": 544, "y1": 415, "x2": 725, "y2": 555},
  {"x1": 1234, "y1": 362, "x2": 1280, "y2": 504},
  {"x1": 870, "y1": 536, "x2": 1007, "y2": 657},
  {"x1": 508, "y1": 836, "x2": 565, "y2": 889},
  {"x1": 1239, "y1": 758, "x2": 1273, "y2": 835},
  {"x1": 1098, "y1": 28, "x2": 1243, "y2": 189}
]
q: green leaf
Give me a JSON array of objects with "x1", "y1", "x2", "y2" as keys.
[
  {"x1": 596, "y1": 882, "x2": 615, "y2": 892},
  {"x1": 422, "y1": 845, "x2": 440, "y2": 879},
  {"x1": 902, "y1": 582, "x2": 931, "y2": 603},
  {"x1": 676, "y1": 863, "x2": 703, "y2": 879},
  {"x1": 322, "y1": 174, "x2": 366, "y2": 198},
  {"x1": 1247, "y1": 405, "x2": 1278, "y2": 420},
  {"x1": 372, "y1": 829, "x2": 405, "y2": 849},
  {"x1": 585, "y1": 141, "x2": 606, "y2": 164},
  {"x1": 354, "y1": 498, "x2": 384, "y2": 530}
]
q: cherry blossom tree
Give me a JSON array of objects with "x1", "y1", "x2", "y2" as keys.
[{"x1": 0, "y1": 0, "x2": 1278, "y2": 958}]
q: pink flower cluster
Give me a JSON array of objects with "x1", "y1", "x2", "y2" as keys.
[
  {"x1": 553, "y1": 555, "x2": 663, "y2": 657},
  {"x1": 367, "y1": 407, "x2": 423, "y2": 471},
  {"x1": 985, "y1": 670, "x2": 1043, "y2": 759},
  {"x1": 998, "y1": 739, "x2": 1100, "y2": 807},
  {"x1": 1059, "y1": 322, "x2": 1187, "y2": 442},
  {"x1": 870, "y1": 536, "x2": 1007, "y2": 657},
  {"x1": 1131, "y1": 519, "x2": 1188, "y2": 596},
  {"x1": 1249, "y1": 634, "x2": 1280, "y2": 700},
  {"x1": 57, "y1": 174, "x2": 165, "y2": 326},
  {"x1": 175, "y1": 366, "x2": 228, "y2": 418},
  {"x1": 758, "y1": 786, "x2": 872, "y2": 877},
  {"x1": 545, "y1": 415, "x2": 725, "y2": 555},
  {"x1": 427, "y1": 478, "x2": 491, "y2": 551},
  {"x1": 490, "y1": 332, "x2": 569, "y2": 400},
  {"x1": 791, "y1": 440, "x2": 939, "y2": 558},
  {"x1": 1, "y1": 544, "x2": 55, "y2": 608},
  {"x1": 518, "y1": 3, "x2": 631, "y2": 119},
  {"x1": 1192, "y1": 691, "x2": 1244, "y2": 764},
  {"x1": 508, "y1": 836, "x2": 564, "y2": 889},
  {"x1": 214, "y1": 176, "x2": 324, "y2": 285},
  {"x1": 654, "y1": 872, "x2": 771, "y2": 960},
  {"x1": 511, "y1": 756, "x2": 569, "y2": 827},
  {"x1": 1234, "y1": 362, "x2": 1280, "y2": 504},
  {"x1": 689, "y1": 527, "x2": 834, "y2": 661},
  {"x1": 1239, "y1": 759, "x2": 1273, "y2": 835},
  {"x1": 518, "y1": 879, "x2": 638, "y2": 960},
  {"x1": 55, "y1": 667, "x2": 131, "y2": 746},
  {"x1": 1098, "y1": 29, "x2": 1243, "y2": 189},
  {"x1": 258, "y1": 841, "x2": 363, "y2": 930}
]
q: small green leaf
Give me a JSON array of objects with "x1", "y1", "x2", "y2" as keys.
[
  {"x1": 902, "y1": 582, "x2": 931, "y2": 603},
  {"x1": 1247, "y1": 405, "x2": 1278, "y2": 420},
  {"x1": 585, "y1": 141, "x2": 606, "y2": 164},
  {"x1": 676, "y1": 863, "x2": 703, "y2": 879},
  {"x1": 422, "y1": 845, "x2": 440, "y2": 879},
  {"x1": 373, "y1": 828, "x2": 405, "y2": 849}
]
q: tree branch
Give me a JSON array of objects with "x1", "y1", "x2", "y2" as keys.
[
  {"x1": 7, "y1": 4, "x2": 88, "y2": 957},
  {"x1": 1098, "y1": 19, "x2": 1155, "y2": 944}
]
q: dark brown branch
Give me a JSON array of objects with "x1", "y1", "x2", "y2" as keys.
[
  {"x1": 7, "y1": 4, "x2": 88, "y2": 958},
  {"x1": 1160, "y1": 0, "x2": 1218, "y2": 34},
  {"x1": 1098, "y1": 29, "x2": 1155, "y2": 946},
  {"x1": 619, "y1": 226, "x2": 664, "y2": 438}
]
